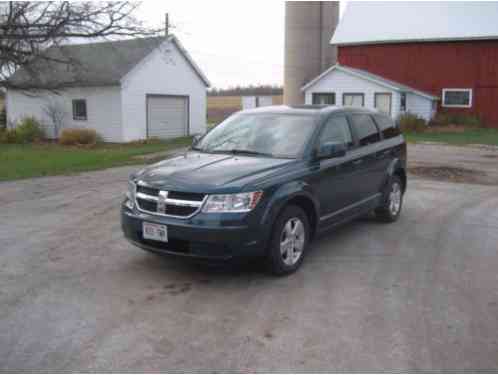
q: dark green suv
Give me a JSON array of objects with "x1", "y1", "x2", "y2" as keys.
[{"x1": 121, "y1": 105, "x2": 407, "y2": 275}]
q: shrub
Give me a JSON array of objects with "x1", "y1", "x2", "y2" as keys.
[
  {"x1": 14, "y1": 117, "x2": 45, "y2": 143},
  {"x1": 396, "y1": 113, "x2": 427, "y2": 133},
  {"x1": 431, "y1": 111, "x2": 482, "y2": 128},
  {"x1": 59, "y1": 128, "x2": 99, "y2": 146},
  {"x1": 0, "y1": 108, "x2": 6, "y2": 130},
  {"x1": 0, "y1": 128, "x2": 19, "y2": 144}
]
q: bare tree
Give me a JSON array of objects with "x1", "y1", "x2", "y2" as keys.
[
  {"x1": 43, "y1": 100, "x2": 66, "y2": 137},
  {"x1": 0, "y1": 1, "x2": 161, "y2": 86}
]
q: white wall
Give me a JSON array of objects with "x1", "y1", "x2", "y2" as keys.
[
  {"x1": 121, "y1": 40, "x2": 207, "y2": 141},
  {"x1": 6, "y1": 86, "x2": 123, "y2": 141},
  {"x1": 405, "y1": 92, "x2": 435, "y2": 121},
  {"x1": 304, "y1": 69, "x2": 436, "y2": 121}
]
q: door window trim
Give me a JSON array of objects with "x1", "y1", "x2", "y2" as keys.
[{"x1": 314, "y1": 114, "x2": 356, "y2": 153}]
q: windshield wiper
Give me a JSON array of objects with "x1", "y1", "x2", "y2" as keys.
[{"x1": 225, "y1": 149, "x2": 274, "y2": 157}]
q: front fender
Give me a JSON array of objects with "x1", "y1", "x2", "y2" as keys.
[{"x1": 258, "y1": 180, "x2": 319, "y2": 246}]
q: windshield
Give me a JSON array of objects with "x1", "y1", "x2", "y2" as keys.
[{"x1": 195, "y1": 113, "x2": 317, "y2": 158}]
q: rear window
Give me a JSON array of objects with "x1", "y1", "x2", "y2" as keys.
[
  {"x1": 373, "y1": 115, "x2": 401, "y2": 139},
  {"x1": 350, "y1": 114, "x2": 380, "y2": 146}
]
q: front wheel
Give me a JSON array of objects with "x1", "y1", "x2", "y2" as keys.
[
  {"x1": 266, "y1": 205, "x2": 310, "y2": 276},
  {"x1": 375, "y1": 176, "x2": 403, "y2": 222}
]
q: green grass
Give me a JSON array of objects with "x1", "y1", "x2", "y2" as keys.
[
  {"x1": 0, "y1": 136, "x2": 192, "y2": 181},
  {"x1": 404, "y1": 128, "x2": 498, "y2": 146}
]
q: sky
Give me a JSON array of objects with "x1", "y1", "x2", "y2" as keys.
[{"x1": 137, "y1": 1, "x2": 346, "y2": 89}]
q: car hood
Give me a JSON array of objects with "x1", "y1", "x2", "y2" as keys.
[{"x1": 134, "y1": 151, "x2": 297, "y2": 192}]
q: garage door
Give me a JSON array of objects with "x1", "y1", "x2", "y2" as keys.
[{"x1": 147, "y1": 96, "x2": 188, "y2": 139}]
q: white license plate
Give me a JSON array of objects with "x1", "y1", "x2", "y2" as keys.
[{"x1": 143, "y1": 222, "x2": 168, "y2": 242}]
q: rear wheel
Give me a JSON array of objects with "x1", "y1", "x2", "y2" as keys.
[
  {"x1": 266, "y1": 205, "x2": 310, "y2": 276},
  {"x1": 375, "y1": 175, "x2": 403, "y2": 222}
]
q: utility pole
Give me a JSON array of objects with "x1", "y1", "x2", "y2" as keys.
[{"x1": 165, "y1": 13, "x2": 169, "y2": 37}]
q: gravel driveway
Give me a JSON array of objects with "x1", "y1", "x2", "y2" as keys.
[{"x1": 1, "y1": 145, "x2": 498, "y2": 371}]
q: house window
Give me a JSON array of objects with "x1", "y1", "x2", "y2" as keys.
[
  {"x1": 374, "y1": 93, "x2": 392, "y2": 115},
  {"x1": 343, "y1": 93, "x2": 364, "y2": 107},
  {"x1": 312, "y1": 93, "x2": 336, "y2": 105},
  {"x1": 442, "y1": 89, "x2": 472, "y2": 108},
  {"x1": 72, "y1": 99, "x2": 87, "y2": 120},
  {"x1": 400, "y1": 93, "x2": 407, "y2": 112}
]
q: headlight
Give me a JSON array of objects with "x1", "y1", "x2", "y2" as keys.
[
  {"x1": 125, "y1": 180, "x2": 135, "y2": 209},
  {"x1": 202, "y1": 191, "x2": 263, "y2": 213}
]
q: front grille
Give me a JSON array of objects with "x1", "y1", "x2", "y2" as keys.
[{"x1": 135, "y1": 182, "x2": 205, "y2": 218}]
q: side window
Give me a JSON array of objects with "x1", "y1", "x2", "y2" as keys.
[
  {"x1": 319, "y1": 115, "x2": 353, "y2": 148},
  {"x1": 72, "y1": 99, "x2": 87, "y2": 121},
  {"x1": 373, "y1": 114, "x2": 400, "y2": 140},
  {"x1": 350, "y1": 114, "x2": 381, "y2": 146}
]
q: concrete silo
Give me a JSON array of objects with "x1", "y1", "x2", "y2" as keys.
[{"x1": 284, "y1": 1, "x2": 339, "y2": 105}]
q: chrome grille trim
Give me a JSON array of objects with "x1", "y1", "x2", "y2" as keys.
[{"x1": 134, "y1": 180, "x2": 207, "y2": 219}]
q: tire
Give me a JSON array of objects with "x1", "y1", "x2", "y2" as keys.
[
  {"x1": 266, "y1": 205, "x2": 310, "y2": 276},
  {"x1": 375, "y1": 175, "x2": 403, "y2": 223}
]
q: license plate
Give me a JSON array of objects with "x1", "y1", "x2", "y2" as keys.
[{"x1": 143, "y1": 222, "x2": 168, "y2": 242}]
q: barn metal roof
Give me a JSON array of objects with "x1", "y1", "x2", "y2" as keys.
[
  {"x1": 301, "y1": 64, "x2": 439, "y2": 100},
  {"x1": 332, "y1": 2, "x2": 498, "y2": 46},
  {"x1": 8, "y1": 35, "x2": 210, "y2": 89}
]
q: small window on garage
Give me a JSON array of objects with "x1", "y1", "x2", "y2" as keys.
[
  {"x1": 72, "y1": 99, "x2": 87, "y2": 121},
  {"x1": 343, "y1": 93, "x2": 364, "y2": 107},
  {"x1": 312, "y1": 93, "x2": 336, "y2": 105},
  {"x1": 350, "y1": 114, "x2": 380, "y2": 146},
  {"x1": 442, "y1": 89, "x2": 472, "y2": 108},
  {"x1": 374, "y1": 93, "x2": 392, "y2": 115}
]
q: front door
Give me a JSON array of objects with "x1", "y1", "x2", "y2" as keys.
[{"x1": 311, "y1": 114, "x2": 361, "y2": 224}]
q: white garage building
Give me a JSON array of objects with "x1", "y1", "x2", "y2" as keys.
[
  {"x1": 302, "y1": 64, "x2": 438, "y2": 121},
  {"x1": 6, "y1": 35, "x2": 210, "y2": 142}
]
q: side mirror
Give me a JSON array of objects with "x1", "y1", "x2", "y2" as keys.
[
  {"x1": 192, "y1": 133, "x2": 203, "y2": 147},
  {"x1": 316, "y1": 142, "x2": 347, "y2": 160}
]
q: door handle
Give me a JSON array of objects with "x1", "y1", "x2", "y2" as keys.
[{"x1": 352, "y1": 159, "x2": 363, "y2": 165}]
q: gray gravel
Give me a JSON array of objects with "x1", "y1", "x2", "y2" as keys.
[{"x1": 1, "y1": 145, "x2": 498, "y2": 371}]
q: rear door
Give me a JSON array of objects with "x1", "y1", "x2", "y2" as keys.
[{"x1": 147, "y1": 96, "x2": 188, "y2": 139}]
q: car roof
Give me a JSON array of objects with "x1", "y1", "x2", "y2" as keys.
[{"x1": 239, "y1": 105, "x2": 381, "y2": 117}]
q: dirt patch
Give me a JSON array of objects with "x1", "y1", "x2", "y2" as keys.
[{"x1": 409, "y1": 166, "x2": 487, "y2": 184}]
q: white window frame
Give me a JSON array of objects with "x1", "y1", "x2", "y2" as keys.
[{"x1": 442, "y1": 88, "x2": 473, "y2": 108}]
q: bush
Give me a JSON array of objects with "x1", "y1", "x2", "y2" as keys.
[
  {"x1": 0, "y1": 108, "x2": 6, "y2": 130},
  {"x1": 396, "y1": 113, "x2": 427, "y2": 133},
  {"x1": 0, "y1": 128, "x2": 19, "y2": 144},
  {"x1": 1, "y1": 117, "x2": 46, "y2": 143},
  {"x1": 16, "y1": 117, "x2": 45, "y2": 142},
  {"x1": 59, "y1": 128, "x2": 99, "y2": 146},
  {"x1": 431, "y1": 111, "x2": 482, "y2": 128}
]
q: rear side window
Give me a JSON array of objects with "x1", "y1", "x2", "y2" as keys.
[
  {"x1": 373, "y1": 115, "x2": 400, "y2": 139},
  {"x1": 319, "y1": 115, "x2": 353, "y2": 148},
  {"x1": 350, "y1": 114, "x2": 380, "y2": 146}
]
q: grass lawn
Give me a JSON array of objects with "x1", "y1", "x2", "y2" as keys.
[
  {"x1": 0, "y1": 136, "x2": 192, "y2": 181},
  {"x1": 404, "y1": 128, "x2": 498, "y2": 146}
]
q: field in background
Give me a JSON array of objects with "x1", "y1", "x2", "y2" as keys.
[
  {"x1": 207, "y1": 95, "x2": 283, "y2": 125},
  {"x1": 404, "y1": 128, "x2": 498, "y2": 146}
]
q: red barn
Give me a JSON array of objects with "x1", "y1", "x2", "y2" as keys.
[{"x1": 303, "y1": 2, "x2": 498, "y2": 127}]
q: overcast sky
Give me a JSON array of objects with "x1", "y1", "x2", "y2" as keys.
[{"x1": 137, "y1": 1, "x2": 346, "y2": 89}]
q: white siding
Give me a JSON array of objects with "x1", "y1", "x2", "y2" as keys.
[
  {"x1": 304, "y1": 69, "x2": 402, "y2": 118},
  {"x1": 304, "y1": 69, "x2": 436, "y2": 121},
  {"x1": 6, "y1": 86, "x2": 122, "y2": 141},
  {"x1": 404, "y1": 92, "x2": 435, "y2": 121},
  {"x1": 121, "y1": 40, "x2": 207, "y2": 141}
]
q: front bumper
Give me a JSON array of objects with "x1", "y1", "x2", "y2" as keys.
[{"x1": 121, "y1": 202, "x2": 268, "y2": 260}]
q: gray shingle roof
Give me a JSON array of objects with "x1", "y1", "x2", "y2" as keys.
[{"x1": 8, "y1": 35, "x2": 210, "y2": 89}]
